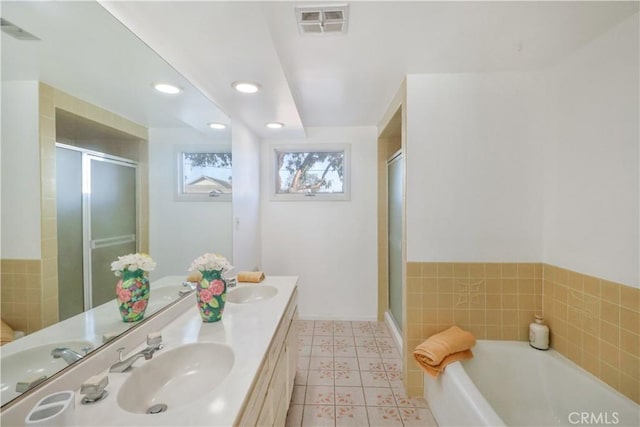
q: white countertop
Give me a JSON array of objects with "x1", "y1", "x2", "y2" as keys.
[
  {"x1": 0, "y1": 276, "x2": 188, "y2": 406},
  {"x1": 71, "y1": 276, "x2": 298, "y2": 426}
]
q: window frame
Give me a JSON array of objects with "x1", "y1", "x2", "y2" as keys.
[
  {"x1": 174, "y1": 144, "x2": 232, "y2": 202},
  {"x1": 270, "y1": 144, "x2": 351, "y2": 201}
]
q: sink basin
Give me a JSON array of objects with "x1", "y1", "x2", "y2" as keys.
[
  {"x1": 226, "y1": 285, "x2": 278, "y2": 304},
  {"x1": 0, "y1": 340, "x2": 93, "y2": 405},
  {"x1": 116, "y1": 343, "x2": 234, "y2": 414}
]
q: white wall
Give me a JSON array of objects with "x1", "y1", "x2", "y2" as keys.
[
  {"x1": 1, "y1": 81, "x2": 41, "y2": 259},
  {"x1": 260, "y1": 127, "x2": 378, "y2": 320},
  {"x1": 405, "y1": 72, "x2": 544, "y2": 262},
  {"x1": 403, "y1": 13, "x2": 639, "y2": 288},
  {"x1": 541, "y1": 14, "x2": 639, "y2": 287},
  {"x1": 148, "y1": 127, "x2": 233, "y2": 279},
  {"x1": 232, "y1": 120, "x2": 262, "y2": 272}
]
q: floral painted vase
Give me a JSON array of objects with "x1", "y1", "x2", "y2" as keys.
[
  {"x1": 196, "y1": 269, "x2": 226, "y2": 322},
  {"x1": 115, "y1": 269, "x2": 150, "y2": 322}
]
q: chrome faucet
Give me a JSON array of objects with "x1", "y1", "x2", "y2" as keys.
[
  {"x1": 51, "y1": 347, "x2": 90, "y2": 365},
  {"x1": 179, "y1": 281, "x2": 197, "y2": 296},
  {"x1": 110, "y1": 333, "x2": 163, "y2": 373}
]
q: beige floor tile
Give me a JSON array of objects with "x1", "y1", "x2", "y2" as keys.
[
  {"x1": 335, "y1": 369, "x2": 362, "y2": 387},
  {"x1": 335, "y1": 406, "x2": 369, "y2": 426},
  {"x1": 305, "y1": 386, "x2": 335, "y2": 405},
  {"x1": 334, "y1": 387, "x2": 366, "y2": 406},
  {"x1": 314, "y1": 336, "x2": 335, "y2": 346},
  {"x1": 334, "y1": 357, "x2": 359, "y2": 370},
  {"x1": 333, "y1": 345, "x2": 358, "y2": 357},
  {"x1": 354, "y1": 336, "x2": 378, "y2": 347},
  {"x1": 391, "y1": 388, "x2": 428, "y2": 408},
  {"x1": 358, "y1": 357, "x2": 385, "y2": 372},
  {"x1": 361, "y1": 370, "x2": 391, "y2": 387},
  {"x1": 307, "y1": 370, "x2": 335, "y2": 386},
  {"x1": 356, "y1": 346, "x2": 381, "y2": 357},
  {"x1": 399, "y1": 407, "x2": 438, "y2": 426},
  {"x1": 302, "y1": 405, "x2": 335, "y2": 427},
  {"x1": 363, "y1": 387, "x2": 396, "y2": 407},
  {"x1": 309, "y1": 356, "x2": 334, "y2": 370},
  {"x1": 334, "y1": 336, "x2": 356, "y2": 347},
  {"x1": 311, "y1": 345, "x2": 334, "y2": 357},
  {"x1": 382, "y1": 359, "x2": 403, "y2": 373},
  {"x1": 366, "y1": 406, "x2": 403, "y2": 426}
]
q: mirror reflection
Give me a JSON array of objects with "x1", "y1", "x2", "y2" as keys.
[{"x1": 1, "y1": 0, "x2": 232, "y2": 407}]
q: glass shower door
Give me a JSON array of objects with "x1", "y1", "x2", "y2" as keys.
[
  {"x1": 388, "y1": 153, "x2": 403, "y2": 332},
  {"x1": 85, "y1": 155, "x2": 137, "y2": 308}
]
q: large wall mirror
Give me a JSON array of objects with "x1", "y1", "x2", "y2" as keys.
[{"x1": 0, "y1": 0, "x2": 232, "y2": 408}]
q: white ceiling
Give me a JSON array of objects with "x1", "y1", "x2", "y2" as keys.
[
  {"x1": 4, "y1": 1, "x2": 637, "y2": 140},
  {"x1": 100, "y1": 1, "x2": 638, "y2": 138},
  {"x1": 1, "y1": 1, "x2": 230, "y2": 138}
]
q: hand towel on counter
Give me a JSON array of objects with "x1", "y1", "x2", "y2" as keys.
[
  {"x1": 413, "y1": 326, "x2": 476, "y2": 377},
  {"x1": 186, "y1": 272, "x2": 203, "y2": 283},
  {"x1": 237, "y1": 271, "x2": 265, "y2": 283}
]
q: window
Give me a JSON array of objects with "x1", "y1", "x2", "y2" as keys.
[
  {"x1": 271, "y1": 144, "x2": 350, "y2": 201},
  {"x1": 175, "y1": 145, "x2": 232, "y2": 201}
]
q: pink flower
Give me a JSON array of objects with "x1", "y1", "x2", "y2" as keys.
[
  {"x1": 210, "y1": 280, "x2": 225, "y2": 296},
  {"x1": 132, "y1": 300, "x2": 147, "y2": 313},
  {"x1": 116, "y1": 280, "x2": 123, "y2": 293},
  {"x1": 199, "y1": 289, "x2": 213, "y2": 303},
  {"x1": 117, "y1": 288, "x2": 132, "y2": 302}
]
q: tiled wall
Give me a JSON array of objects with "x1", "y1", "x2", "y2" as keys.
[
  {"x1": 0, "y1": 260, "x2": 43, "y2": 333},
  {"x1": 404, "y1": 262, "x2": 639, "y2": 404},
  {"x1": 543, "y1": 265, "x2": 639, "y2": 403},
  {"x1": 1, "y1": 84, "x2": 149, "y2": 336},
  {"x1": 404, "y1": 262, "x2": 542, "y2": 396}
]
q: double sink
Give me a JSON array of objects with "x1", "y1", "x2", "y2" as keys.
[{"x1": 113, "y1": 285, "x2": 278, "y2": 415}]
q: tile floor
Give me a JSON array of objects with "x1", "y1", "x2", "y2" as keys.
[{"x1": 285, "y1": 320, "x2": 438, "y2": 427}]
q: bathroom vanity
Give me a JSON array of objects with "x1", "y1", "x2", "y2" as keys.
[{"x1": 0, "y1": 276, "x2": 298, "y2": 426}]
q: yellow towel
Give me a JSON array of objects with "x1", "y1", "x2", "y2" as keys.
[
  {"x1": 1, "y1": 319, "x2": 15, "y2": 346},
  {"x1": 237, "y1": 271, "x2": 265, "y2": 283},
  {"x1": 413, "y1": 326, "x2": 476, "y2": 377},
  {"x1": 186, "y1": 272, "x2": 202, "y2": 282}
]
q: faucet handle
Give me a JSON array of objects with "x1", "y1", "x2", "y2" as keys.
[
  {"x1": 80, "y1": 373, "x2": 108, "y2": 404},
  {"x1": 115, "y1": 347, "x2": 126, "y2": 362},
  {"x1": 146, "y1": 332, "x2": 162, "y2": 348}
]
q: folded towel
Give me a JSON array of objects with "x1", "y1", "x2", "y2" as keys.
[
  {"x1": 413, "y1": 326, "x2": 476, "y2": 377},
  {"x1": 237, "y1": 271, "x2": 265, "y2": 283},
  {"x1": 1, "y1": 319, "x2": 15, "y2": 346},
  {"x1": 418, "y1": 349, "x2": 474, "y2": 377},
  {"x1": 186, "y1": 272, "x2": 202, "y2": 283}
]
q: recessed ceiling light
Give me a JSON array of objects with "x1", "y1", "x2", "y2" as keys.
[
  {"x1": 208, "y1": 123, "x2": 227, "y2": 130},
  {"x1": 266, "y1": 122, "x2": 284, "y2": 129},
  {"x1": 231, "y1": 81, "x2": 261, "y2": 94},
  {"x1": 153, "y1": 83, "x2": 182, "y2": 94}
]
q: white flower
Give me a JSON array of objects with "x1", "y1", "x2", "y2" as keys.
[
  {"x1": 111, "y1": 253, "x2": 156, "y2": 276},
  {"x1": 189, "y1": 253, "x2": 232, "y2": 272}
]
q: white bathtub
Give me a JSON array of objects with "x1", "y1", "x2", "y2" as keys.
[{"x1": 424, "y1": 340, "x2": 639, "y2": 427}]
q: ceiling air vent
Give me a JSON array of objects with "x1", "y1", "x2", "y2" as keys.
[
  {"x1": 0, "y1": 18, "x2": 40, "y2": 41},
  {"x1": 295, "y1": 4, "x2": 349, "y2": 36}
]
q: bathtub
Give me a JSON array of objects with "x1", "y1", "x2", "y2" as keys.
[{"x1": 424, "y1": 340, "x2": 639, "y2": 427}]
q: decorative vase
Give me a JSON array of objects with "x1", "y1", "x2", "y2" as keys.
[
  {"x1": 196, "y1": 269, "x2": 227, "y2": 322},
  {"x1": 115, "y1": 269, "x2": 150, "y2": 322}
]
